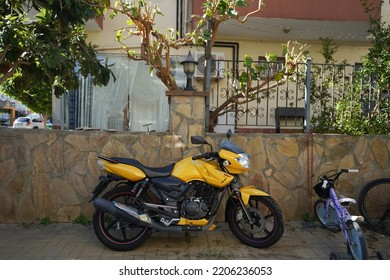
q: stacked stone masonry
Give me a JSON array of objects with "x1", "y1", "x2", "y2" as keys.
[{"x1": 1, "y1": 127, "x2": 389, "y2": 223}]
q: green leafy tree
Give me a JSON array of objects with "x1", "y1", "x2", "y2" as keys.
[
  {"x1": 361, "y1": 0, "x2": 390, "y2": 93},
  {"x1": 301, "y1": 0, "x2": 390, "y2": 136},
  {"x1": 2, "y1": 71, "x2": 52, "y2": 126},
  {"x1": 96, "y1": 0, "x2": 307, "y2": 131},
  {"x1": 358, "y1": 0, "x2": 390, "y2": 132},
  {"x1": 0, "y1": 0, "x2": 115, "y2": 116},
  {"x1": 102, "y1": 0, "x2": 263, "y2": 90},
  {"x1": 333, "y1": 0, "x2": 390, "y2": 135},
  {"x1": 309, "y1": 37, "x2": 347, "y2": 134}
]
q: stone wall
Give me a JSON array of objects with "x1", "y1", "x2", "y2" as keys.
[{"x1": 1, "y1": 127, "x2": 389, "y2": 223}]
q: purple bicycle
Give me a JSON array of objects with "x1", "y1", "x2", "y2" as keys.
[{"x1": 313, "y1": 169, "x2": 368, "y2": 260}]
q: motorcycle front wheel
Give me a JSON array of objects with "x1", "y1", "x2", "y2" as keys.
[
  {"x1": 92, "y1": 186, "x2": 150, "y2": 251},
  {"x1": 226, "y1": 195, "x2": 284, "y2": 248}
]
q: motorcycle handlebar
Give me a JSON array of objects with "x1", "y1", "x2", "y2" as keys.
[
  {"x1": 192, "y1": 152, "x2": 219, "y2": 161},
  {"x1": 192, "y1": 154, "x2": 204, "y2": 160}
]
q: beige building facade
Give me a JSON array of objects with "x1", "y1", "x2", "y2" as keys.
[
  {"x1": 54, "y1": 0, "x2": 387, "y2": 133},
  {"x1": 87, "y1": 0, "x2": 384, "y2": 63}
]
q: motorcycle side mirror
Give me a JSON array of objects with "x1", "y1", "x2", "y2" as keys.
[
  {"x1": 226, "y1": 129, "x2": 232, "y2": 140},
  {"x1": 191, "y1": 135, "x2": 213, "y2": 151},
  {"x1": 191, "y1": 136, "x2": 208, "y2": 145}
]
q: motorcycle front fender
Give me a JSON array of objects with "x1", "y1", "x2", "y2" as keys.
[{"x1": 238, "y1": 185, "x2": 270, "y2": 205}]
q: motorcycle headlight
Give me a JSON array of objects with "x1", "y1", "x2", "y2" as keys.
[{"x1": 236, "y1": 153, "x2": 251, "y2": 169}]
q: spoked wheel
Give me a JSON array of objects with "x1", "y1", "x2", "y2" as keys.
[
  {"x1": 226, "y1": 196, "x2": 284, "y2": 248},
  {"x1": 314, "y1": 199, "x2": 341, "y2": 232},
  {"x1": 358, "y1": 178, "x2": 390, "y2": 235},
  {"x1": 92, "y1": 186, "x2": 150, "y2": 251},
  {"x1": 346, "y1": 221, "x2": 368, "y2": 260}
]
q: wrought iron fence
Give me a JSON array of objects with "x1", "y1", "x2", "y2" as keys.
[{"x1": 209, "y1": 58, "x2": 390, "y2": 134}]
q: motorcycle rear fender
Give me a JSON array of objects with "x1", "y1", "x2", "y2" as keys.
[
  {"x1": 238, "y1": 185, "x2": 270, "y2": 205},
  {"x1": 89, "y1": 174, "x2": 123, "y2": 201}
]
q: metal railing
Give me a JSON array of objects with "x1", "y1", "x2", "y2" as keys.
[{"x1": 208, "y1": 58, "x2": 390, "y2": 133}]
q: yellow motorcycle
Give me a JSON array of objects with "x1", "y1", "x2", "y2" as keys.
[{"x1": 90, "y1": 130, "x2": 284, "y2": 251}]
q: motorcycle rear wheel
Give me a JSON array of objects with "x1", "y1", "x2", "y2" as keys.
[
  {"x1": 93, "y1": 186, "x2": 150, "y2": 251},
  {"x1": 226, "y1": 195, "x2": 284, "y2": 248}
]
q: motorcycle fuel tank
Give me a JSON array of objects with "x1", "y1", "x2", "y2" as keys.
[{"x1": 171, "y1": 157, "x2": 234, "y2": 187}]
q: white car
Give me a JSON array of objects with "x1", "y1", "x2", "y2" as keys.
[{"x1": 12, "y1": 116, "x2": 44, "y2": 129}]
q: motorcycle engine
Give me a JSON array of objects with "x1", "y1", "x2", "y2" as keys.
[{"x1": 180, "y1": 181, "x2": 215, "y2": 220}]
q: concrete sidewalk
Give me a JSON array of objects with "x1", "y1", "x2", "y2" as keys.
[{"x1": 0, "y1": 221, "x2": 388, "y2": 260}]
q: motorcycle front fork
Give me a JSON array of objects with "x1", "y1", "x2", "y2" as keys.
[{"x1": 230, "y1": 180, "x2": 254, "y2": 225}]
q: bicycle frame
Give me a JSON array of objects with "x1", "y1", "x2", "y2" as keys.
[
  {"x1": 324, "y1": 184, "x2": 354, "y2": 244},
  {"x1": 314, "y1": 169, "x2": 368, "y2": 259}
]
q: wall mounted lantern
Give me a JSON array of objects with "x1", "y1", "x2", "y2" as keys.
[{"x1": 181, "y1": 51, "x2": 198, "y2": 90}]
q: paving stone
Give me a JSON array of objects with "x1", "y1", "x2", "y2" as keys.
[{"x1": 0, "y1": 221, "x2": 388, "y2": 260}]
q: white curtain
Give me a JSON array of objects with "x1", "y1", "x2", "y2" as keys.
[
  {"x1": 90, "y1": 55, "x2": 169, "y2": 132},
  {"x1": 130, "y1": 71, "x2": 170, "y2": 132}
]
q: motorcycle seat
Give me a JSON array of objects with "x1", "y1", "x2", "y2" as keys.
[{"x1": 108, "y1": 156, "x2": 175, "y2": 177}]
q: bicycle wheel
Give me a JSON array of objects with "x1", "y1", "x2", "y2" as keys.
[
  {"x1": 358, "y1": 178, "x2": 390, "y2": 235},
  {"x1": 314, "y1": 199, "x2": 341, "y2": 232},
  {"x1": 347, "y1": 221, "x2": 368, "y2": 260}
]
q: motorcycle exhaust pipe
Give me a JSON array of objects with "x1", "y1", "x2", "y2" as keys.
[
  {"x1": 93, "y1": 198, "x2": 217, "y2": 232},
  {"x1": 93, "y1": 198, "x2": 152, "y2": 227}
]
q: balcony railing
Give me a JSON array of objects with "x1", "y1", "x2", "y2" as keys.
[{"x1": 209, "y1": 59, "x2": 390, "y2": 134}]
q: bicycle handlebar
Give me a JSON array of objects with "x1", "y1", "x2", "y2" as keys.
[
  {"x1": 340, "y1": 168, "x2": 359, "y2": 173},
  {"x1": 320, "y1": 168, "x2": 359, "y2": 187}
]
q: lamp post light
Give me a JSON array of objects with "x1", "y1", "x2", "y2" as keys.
[{"x1": 181, "y1": 51, "x2": 198, "y2": 91}]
